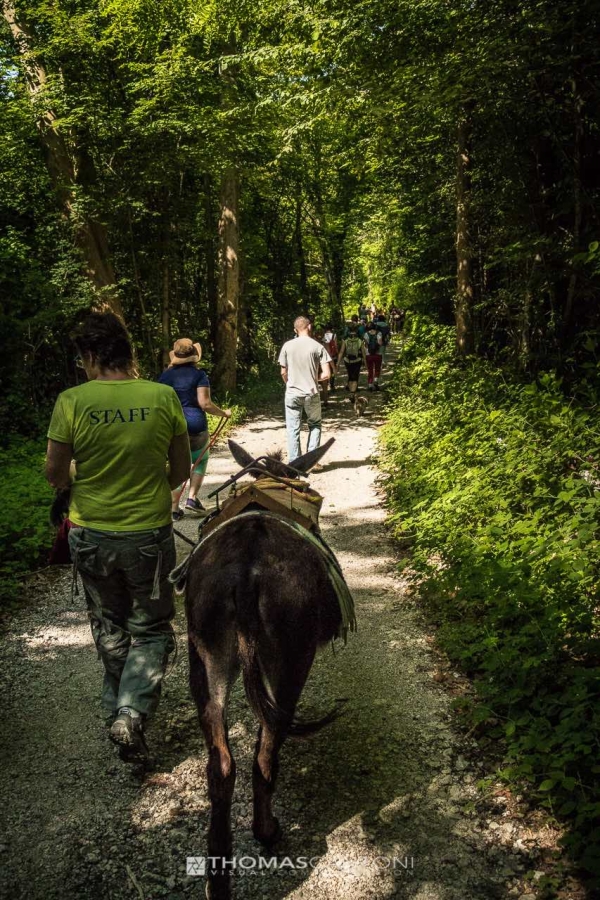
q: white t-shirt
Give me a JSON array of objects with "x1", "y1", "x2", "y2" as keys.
[{"x1": 278, "y1": 335, "x2": 332, "y2": 397}]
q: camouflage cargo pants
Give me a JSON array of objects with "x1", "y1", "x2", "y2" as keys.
[{"x1": 68, "y1": 524, "x2": 176, "y2": 718}]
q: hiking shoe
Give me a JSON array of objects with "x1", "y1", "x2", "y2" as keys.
[
  {"x1": 109, "y1": 709, "x2": 149, "y2": 763},
  {"x1": 374, "y1": 382, "x2": 381, "y2": 391},
  {"x1": 368, "y1": 384, "x2": 374, "y2": 392},
  {"x1": 172, "y1": 508, "x2": 184, "y2": 522},
  {"x1": 185, "y1": 498, "x2": 208, "y2": 516}
]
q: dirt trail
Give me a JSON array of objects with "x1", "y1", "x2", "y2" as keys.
[{"x1": 0, "y1": 346, "x2": 537, "y2": 900}]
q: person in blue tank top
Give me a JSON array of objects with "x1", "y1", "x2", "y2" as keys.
[{"x1": 158, "y1": 338, "x2": 231, "y2": 518}]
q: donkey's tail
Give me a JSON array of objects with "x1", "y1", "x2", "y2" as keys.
[
  {"x1": 236, "y1": 581, "x2": 344, "y2": 738},
  {"x1": 287, "y1": 703, "x2": 346, "y2": 737}
]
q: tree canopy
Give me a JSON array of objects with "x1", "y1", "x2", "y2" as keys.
[{"x1": 2, "y1": 0, "x2": 599, "y2": 417}]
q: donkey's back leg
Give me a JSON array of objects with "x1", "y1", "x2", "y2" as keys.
[
  {"x1": 251, "y1": 642, "x2": 317, "y2": 846},
  {"x1": 189, "y1": 621, "x2": 239, "y2": 900}
]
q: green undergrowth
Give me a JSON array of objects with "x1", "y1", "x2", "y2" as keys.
[
  {"x1": 380, "y1": 320, "x2": 600, "y2": 885},
  {"x1": 205, "y1": 364, "x2": 282, "y2": 441},
  {"x1": 229, "y1": 362, "x2": 284, "y2": 414},
  {"x1": 0, "y1": 437, "x2": 54, "y2": 611}
]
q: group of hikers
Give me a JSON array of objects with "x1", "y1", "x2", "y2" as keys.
[
  {"x1": 45, "y1": 303, "x2": 401, "y2": 762},
  {"x1": 278, "y1": 308, "x2": 400, "y2": 469},
  {"x1": 312, "y1": 308, "x2": 397, "y2": 404},
  {"x1": 358, "y1": 303, "x2": 406, "y2": 334}
]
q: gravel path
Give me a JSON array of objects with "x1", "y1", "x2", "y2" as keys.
[{"x1": 0, "y1": 347, "x2": 548, "y2": 900}]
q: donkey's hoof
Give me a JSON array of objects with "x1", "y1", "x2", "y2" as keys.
[{"x1": 253, "y1": 817, "x2": 282, "y2": 847}]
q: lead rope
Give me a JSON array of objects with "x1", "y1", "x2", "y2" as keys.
[
  {"x1": 163, "y1": 621, "x2": 179, "y2": 679},
  {"x1": 167, "y1": 416, "x2": 228, "y2": 677},
  {"x1": 174, "y1": 416, "x2": 228, "y2": 508}
]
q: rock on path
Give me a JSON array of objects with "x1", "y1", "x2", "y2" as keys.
[{"x1": 0, "y1": 349, "x2": 535, "y2": 899}]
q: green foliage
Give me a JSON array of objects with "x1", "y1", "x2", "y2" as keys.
[
  {"x1": 380, "y1": 318, "x2": 600, "y2": 884},
  {"x1": 4, "y1": 0, "x2": 600, "y2": 414},
  {"x1": 206, "y1": 363, "x2": 283, "y2": 449},
  {"x1": 0, "y1": 437, "x2": 54, "y2": 611}
]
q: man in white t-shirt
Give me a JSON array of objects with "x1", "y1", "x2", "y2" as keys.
[{"x1": 278, "y1": 316, "x2": 332, "y2": 462}]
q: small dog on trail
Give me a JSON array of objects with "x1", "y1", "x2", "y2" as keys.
[{"x1": 350, "y1": 394, "x2": 368, "y2": 417}]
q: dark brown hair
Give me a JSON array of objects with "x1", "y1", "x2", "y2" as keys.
[{"x1": 72, "y1": 312, "x2": 137, "y2": 376}]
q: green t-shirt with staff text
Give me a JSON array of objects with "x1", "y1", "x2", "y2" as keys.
[{"x1": 47, "y1": 379, "x2": 188, "y2": 531}]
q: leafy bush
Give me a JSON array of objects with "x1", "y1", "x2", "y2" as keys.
[
  {"x1": 380, "y1": 319, "x2": 600, "y2": 884},
  {"x1": 0, "y1": 437, "x2": 54, "y2": 611}
]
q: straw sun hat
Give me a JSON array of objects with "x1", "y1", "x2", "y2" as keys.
[{"x1": 169, "y1": 338, "x2": 202, "y2": 366}]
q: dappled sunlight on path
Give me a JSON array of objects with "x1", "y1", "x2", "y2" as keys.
[{"x1": 0, "y1": 342, "x2": 525, "y2": 899}]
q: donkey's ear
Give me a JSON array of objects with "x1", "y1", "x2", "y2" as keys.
[
  {"x1": 289, "y1": 437, "x2": 335, "y2": 474},
  {"x1": 228, "y1": 439, "x2": 256, "y2": 469}
]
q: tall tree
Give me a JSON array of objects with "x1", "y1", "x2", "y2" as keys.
[
  {"x1": 2, "y1": 0, "x2": 122, "y2": 317},
  {"x1": 455, "y1": 108, "x2": 474, "y2": 354},
  {"x1": 213, "y1": 167, "x2": 240, "y2": 391}
]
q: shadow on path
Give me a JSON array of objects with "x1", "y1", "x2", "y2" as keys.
[{"x1": 0, "y1": 342, "x2": 521, "y2": 900}]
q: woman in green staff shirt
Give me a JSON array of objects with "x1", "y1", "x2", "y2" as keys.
[{"x1": 45, "y1": 312, "x2": 190, "y2": 763}]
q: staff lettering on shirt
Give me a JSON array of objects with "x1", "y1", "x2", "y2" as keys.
[{"x1": 89, "y1": 407, "x2": 151, "y2": 425}]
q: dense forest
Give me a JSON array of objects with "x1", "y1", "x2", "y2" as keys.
[
  {"x1": 3, "y1": 0, "x2": 600, "y2": 407},
  {"x1": 2, "y1": 0, "x2": 600, "y2": 889}
]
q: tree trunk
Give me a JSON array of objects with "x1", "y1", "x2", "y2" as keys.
[
  {"x1": 161, "y1": 254, "x2": 171, "y2": 370},
  {"x1": 520, "y1": 287, "x2": 532, "y2": 369},
  {"x1": 455, "y1": 108, "x2": 475, "y2": 355},
  {"x1": 295, "y1": 198, "x2": 309, "y2": 306},
  {"x1": 564, "y1": 82, "x2": 582, "y2": 331},
  {"x1": 3, "y1": 1, "x2": 122, "y2": 317},
  {"x1": 237, "y1": 263, "x2": 252, "y2": 370},
  {"x1": 213, "y1": 167, "x2": 239, "y2": 393},
  {"x1": 321, "y1": 248, "x2": 337, "y2": 308},
  {"x1": 310, "y1": 185, "x2": 343, "y2": 316},
  {"x1": 203, "y1": 174, "x2": 218, "y2": 350},
  {"x1": 128, "y1": 210, "x2": 156, "y2": 370},
  {"x1": 331, "y1": 245, "x2": 345, "y2": 322}
]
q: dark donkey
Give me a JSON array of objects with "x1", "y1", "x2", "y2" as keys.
[{"x1": 174, "y1": 438, "x2": 354, "y2": 899}]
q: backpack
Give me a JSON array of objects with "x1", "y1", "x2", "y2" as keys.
[
  {"x1": 323, "y1": 331, "x2": 338, "y2": 359},
  {"x1": 378, "y1": 323, "x2": 390, "y2": 345},
  {"x1": 366, "y1": 331, "x2": 382, "y2": 355},
  {"x1": 344, "y1": 335, "x2": 361, "y2": 361}
]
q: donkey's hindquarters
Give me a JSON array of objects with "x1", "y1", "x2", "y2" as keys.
[{"x1": 184, "y1": 512, "x2": 344, "y2": 899}]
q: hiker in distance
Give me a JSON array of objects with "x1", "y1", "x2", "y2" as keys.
[
  {"x1": 337, "y1": 321, "x2": 367, "y2": 403},
  {"x1": 364, "y1": 319, "x2": 384, "y2": 391},
  {"x1": 322, "y1": 322, "x2": 339, "y2": 391},
  {"x1": 158, "y1": 337, "x2": 231, "y2": 520},
  {"x1": 45, "y1": 312, "x2": 191, "y2": 764},
  {"x1": 374, "y1": 312, "x2": 391, "y2": 363},
  {"x1": 278, "y1": 315, "x2": 332, "y2": 462}
]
